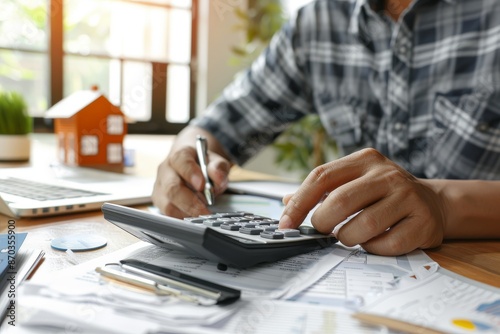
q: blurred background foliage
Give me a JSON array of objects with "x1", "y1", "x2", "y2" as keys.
[
  {"x1": 272, "y1": 114, "x2": 337, "y2": 180},
  {"x1": 229, "y1": 0, "x2": 286, "y2": 67},
  {"x1": 231, "y1": 0, "x2": 337, "y2": 179}
]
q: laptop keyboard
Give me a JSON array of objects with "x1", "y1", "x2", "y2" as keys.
[{"x1": 0, "y1": 177, "x2": 106, "y2": 201}]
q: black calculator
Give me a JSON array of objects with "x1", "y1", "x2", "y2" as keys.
[{"x1": 102, "y1": 202, "x2": 337, "y2": 268}]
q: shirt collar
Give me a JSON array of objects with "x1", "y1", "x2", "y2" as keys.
[{"x1": 349, "y1": 0, "x2": 458, "y2": 34}]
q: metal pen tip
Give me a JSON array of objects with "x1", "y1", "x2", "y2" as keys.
[
  {"x1": 204, "y1": 184, "x2": 215, "y2": 206},
  {"x1": 196, "y1": 135, "x2": 215, "y2": 206}
]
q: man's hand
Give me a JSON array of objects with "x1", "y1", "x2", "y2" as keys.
[
  {"x1": 279, "y1": 148, "x2": 448, "y2": 256},
  {"x1": 152, "y1": 128, "x2": 231, "y2": 218}
]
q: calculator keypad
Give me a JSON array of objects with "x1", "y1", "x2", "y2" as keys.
[{"x1": 183, "y1": 212, "x2": 321, "y2": 242}]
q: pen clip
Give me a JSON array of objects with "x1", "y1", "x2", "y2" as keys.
[
  {"x1": 196, "y1": 135, "x2": 215, "y2": 206},
  {"x1": 119, "y1": 259, "x2": 241, "y2": 305},
  {"x1": 121, "y1": 263, "x2": 222, "y2": 301},
  {"x1": 96, "y1": 265, "x2": 216, "y2": 306}
]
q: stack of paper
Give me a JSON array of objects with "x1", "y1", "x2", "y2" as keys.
[
  {"x1": 7, "y1": 236, "x2": 500, "y2": 333},
  {"x1": 1, "y1": 233, "x2": 44, "y2": 325},
  {"x1": 11, "y1": 241, "x2": 350, "y2": 333}
]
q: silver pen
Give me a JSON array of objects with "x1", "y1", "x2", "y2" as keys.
[
  {"x1": 195, "y1": 135, "x2": 215, "y2": 206},
  {"x1": 95, "y1": 265, "x2": 215, "y2": 305}
]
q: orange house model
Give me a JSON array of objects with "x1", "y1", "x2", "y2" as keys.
[{"x1": 45, "y1": 90, "x2": 127, "y2": 168}]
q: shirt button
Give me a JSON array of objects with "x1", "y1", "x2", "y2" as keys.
[
  {"x1": 399, "y1": 45, "x2": 407, "y2": 54},
  {"x1": 394, "y1": 122, "x2": 404, "y2": 131},
  {"x1": 476, "y1": 122, "x2": 489, "y2": 133},
  {"x1": 393, "y1": 86, "x2": 403, "y2": 95}
]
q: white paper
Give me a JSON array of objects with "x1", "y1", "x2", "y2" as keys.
[
  {"x1": 202, "y1": 300, "x2": 388, "y2": 334},
  {"x1": 13, "y1": 240, "x2": 352, "y2": 333},
  {"x1": 14, "y1": 243, "x2": 238, "y2": 333},
  {"x1": 345, "y1": 269, "x2": 394, "y2": 305},
  {"x1": 126, "y1": 243, "x2": 351, "y2": 300},
  {"x1": 361, "y1": 269, "x2": 500, "y2": 334},
  {"x1": 289, "y1": 248, "x2": 422, "y2": 309}
]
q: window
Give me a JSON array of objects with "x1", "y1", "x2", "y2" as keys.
[
  {"x1": 107, "y1": 143, "x2": 123, "y2": 163},
  {"x1": 107, "y1": 115, "x2": 124, "y2": 135},
  {"x1": 0, "y1": 0, "x2": 198, "y2": 134},
  {"x1": 81, "y1": 135, "x2": 98, "y2": 155}
]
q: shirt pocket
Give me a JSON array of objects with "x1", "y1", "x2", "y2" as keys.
[
  {"x1": 425, "y1": 91, "x2": 500, "y2": 179},
  {"x1": 316, "y1": 102, "x2": 365, "y2": 156}
]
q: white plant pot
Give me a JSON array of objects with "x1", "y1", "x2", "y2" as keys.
[{"x1": 0, "y1": 134, "x2": 31, "y2": 161}]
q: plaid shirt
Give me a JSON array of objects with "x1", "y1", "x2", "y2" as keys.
[{"x1": 192, "y1": 0, "x2": 500, "y2": 179}]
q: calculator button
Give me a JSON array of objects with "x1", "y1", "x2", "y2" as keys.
[
  {"x1": 199, "y1": 214, "x2": 219, "y2": 219},
  {"x1": 299, "y1": 226, "x2": 319, "y2": 235},
  {"x1": 263, "y1": 226, "x2": 278, "y2": 232},
  {"x1": 278, "y1": 229, "x2": 300, "y2": 237},
  {"x1": 184, "y1": 217, "x2": 206, "y2": 224},
  {"x1": 251, "y1": 220, "x2": 270, "y2": 226},
  {"x1": 203, "y1": 220, "x2": 224, "y2": 227},
  {"x1": 243, "y1": 215, "x2": 265, "y2": 220},
  {"x1": 234, "y1": 218, "x2": 252, "y2": 223},
  {"x1": 239, "y1": 227, "x2": 264, "y2": 235},
  {"x1": 216, "y1": 217, "x2": 239, "y2": 223},
  {"x1": 216, "y1": 212, "x2": 250, "y2": 218},
  {"x1": 260, "y1": 231, "x2": 284, "y2": 239},
  {"x1": 241, "y1": 222, "x2": 257, "y2": 228},
  {"x1": 221, "y1": 223, "x2": 242, "y2": 231}
]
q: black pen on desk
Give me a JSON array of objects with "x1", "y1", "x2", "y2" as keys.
[
  {"x1": 119, "y1": 259, "x2": 241, "y2": 304},
  {"x1": 195, "y1": 135, "x2": 215, "y2": 206},
  {"x1": 95, "y1": 265, "x2": 203, "y2": 305}
]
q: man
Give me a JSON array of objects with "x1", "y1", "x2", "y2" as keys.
[{"x1": 152, "y1": 0, "x2": 500, "y2": 256}]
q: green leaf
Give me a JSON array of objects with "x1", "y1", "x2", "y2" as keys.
[
  {"x1": 272, "y1": 114, "x2": 338, "y2": 176},
  {"x1": 230, "y1": 46, "x2": 249, "y2": 56},
  {"x1": 234, "y1": 7, "x2": 250, "y2": 20}
]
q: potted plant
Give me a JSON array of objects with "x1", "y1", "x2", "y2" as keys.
[{"x1": 0, "y1": 90, "x2": 32, "y2": 161}]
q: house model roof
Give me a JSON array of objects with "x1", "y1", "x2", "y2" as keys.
[{"x1": 45, "y1": 90, "x2": 108, "y2": 119}]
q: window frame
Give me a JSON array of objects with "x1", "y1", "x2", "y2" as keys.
[{"x1": 31, "y1": 0, "x2": 199, "y2": 134}]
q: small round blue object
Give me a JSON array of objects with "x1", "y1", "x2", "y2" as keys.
[{"x1": 51, "y1": 234, "x2": 107, "y2": 252}]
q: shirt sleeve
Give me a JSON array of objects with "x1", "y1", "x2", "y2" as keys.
[{"x1": 190, "y1": 15, "x2": 314, "y2": 165}]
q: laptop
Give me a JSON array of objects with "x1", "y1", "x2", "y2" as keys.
[{"x1": 0, "y1": 165, "x2": 154, "y2": 218}]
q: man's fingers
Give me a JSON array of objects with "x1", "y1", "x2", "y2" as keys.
[
  {"x1": 357, "y1": 217, "x2": 432, "y2": 256},
  {"x1": 157, "y1": 175, "x2": 210, "y2": 216},
  {"x1": 282, "y1": 193, "x2": 293, "y2": 205},
  {"x1": 168, "y1": 147, "x2": 204, "y2": 191},
  {"x1": 279, "y1": 150, "x2": 377, "y2": 229},
  {"x1": 330, "y1": 191, "x2": 409, "y2": 245},
  {"x1": 152, "y1": 159, "x2": 211, "y2": 217},
  {"x1": 207, "y1": 153, "x2": 231, "y2": 195},
  {"x1": 311, "y1": 166, "x2": 405, "y2": 234}
]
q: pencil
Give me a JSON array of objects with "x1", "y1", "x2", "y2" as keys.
[{"x1": 352, "y1": 312, "x2": 447, "y2": 334}]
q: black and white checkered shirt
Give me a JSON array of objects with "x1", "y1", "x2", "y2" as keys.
[{"x1": 192, "y1": 0, "x2": 500, "y2": 179}]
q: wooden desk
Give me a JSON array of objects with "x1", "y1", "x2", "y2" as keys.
[
  {"x1": 2, "y1": 134, "x2": 500, "y2": 287},
  {"x1": 426, "y1": 241, "x2": 500, "y2": 287},
  {"x1": 2, "y1": 209, "x2": 140, "y2": 278},
  {"x1": 0, "y1": 133, "x2": 175, "y2": 278},
  {"x1": 8, "y1": 214, "x2": 500, "y2": 286}
]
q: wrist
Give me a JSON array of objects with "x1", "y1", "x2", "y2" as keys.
[
  {"x1": 421, "y1": 179, "x2": 500, "y2": 240},
  {"x1": 419, "y1": 178, "x2": 453, "y2": 238}
]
